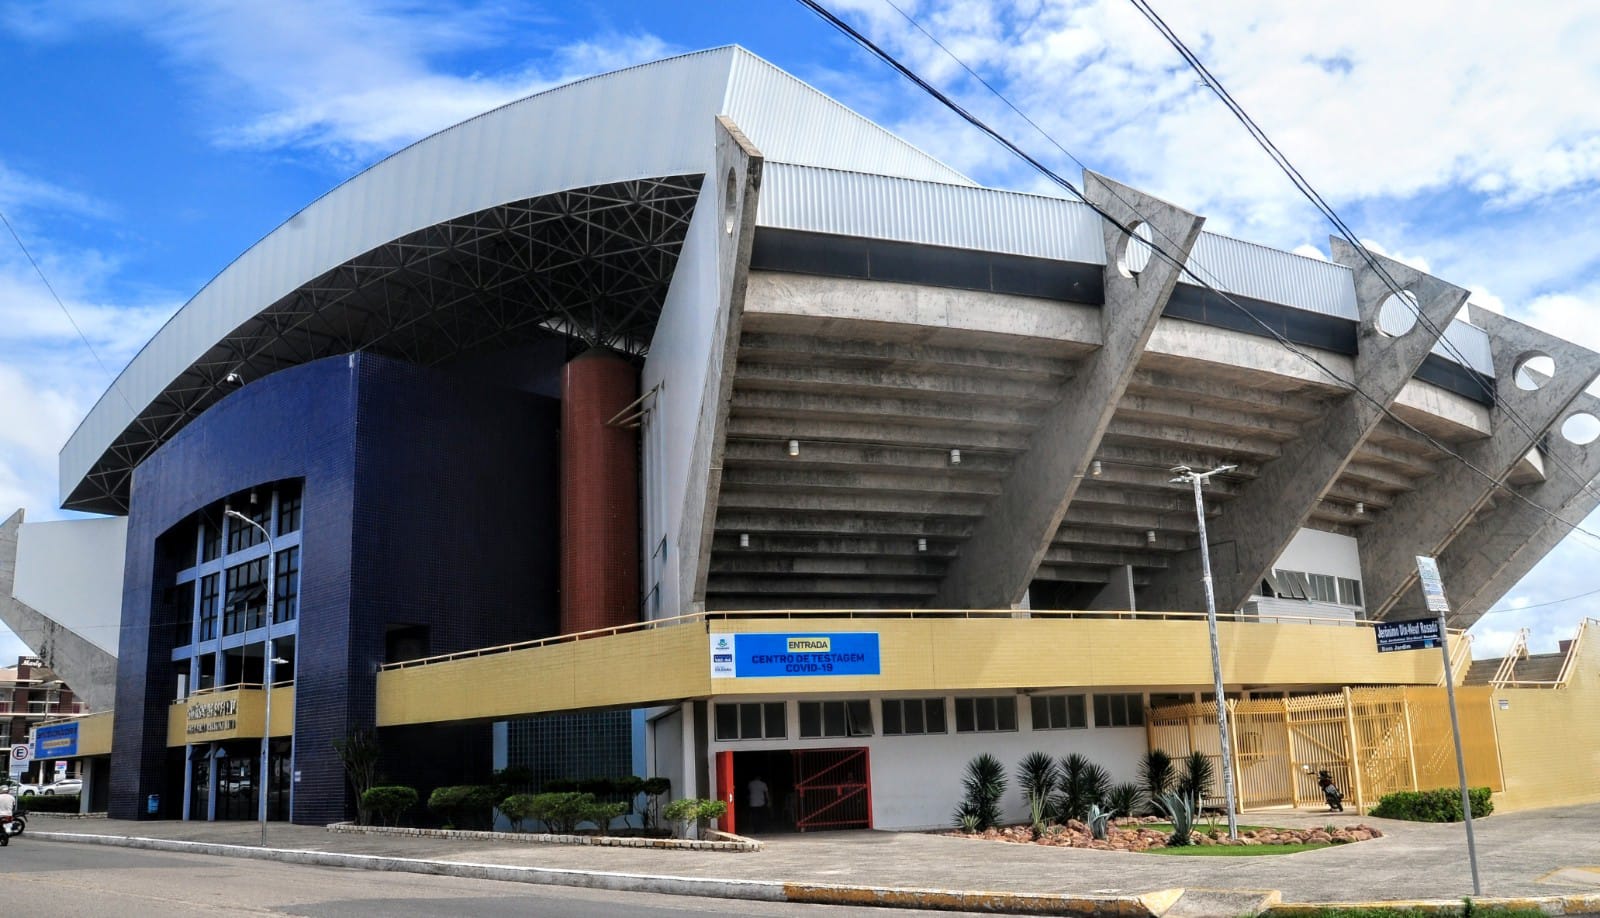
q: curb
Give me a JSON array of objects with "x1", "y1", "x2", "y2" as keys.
[
  {"x1": 31, "y1": 831, "x2": 1168, "y2": 916},
  {"x1": 327, "y1": 821, "x2": 762, "y2": 852},
  {"x1": 1263, "y1": 894, "x2": 1600, "y2": 916}
]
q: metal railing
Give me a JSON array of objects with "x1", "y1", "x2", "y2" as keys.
[
  {"x1": 182, "y1": 680, "x2": 294, "y2": 699},
  {"x1": 379, "y1": 606, "x2": 1458, "y2": 672}
]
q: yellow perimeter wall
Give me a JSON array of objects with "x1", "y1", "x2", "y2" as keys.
[
  {"x1": 378, "y1": 616, "x2": 1449, "y2": 727},
  {"x1": 1490, "y1": 629, "x2": 1600, "y2": 812}
]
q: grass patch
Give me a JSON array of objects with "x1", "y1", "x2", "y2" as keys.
[
  {"x1": 1292, "y1": 910, "x2": 1544, "y2": 918},
  {"x1": 1141, "y1": 842, "x2": 1330, "y2": 856}
]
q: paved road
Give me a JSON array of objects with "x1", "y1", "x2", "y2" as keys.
[{"x1": 0, "y1": 842, "x2": 999, "y2": 918}]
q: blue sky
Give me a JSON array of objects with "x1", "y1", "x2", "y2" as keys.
[{"x1": 2, "y1": 0, "x2": 1598, "y2": 664}]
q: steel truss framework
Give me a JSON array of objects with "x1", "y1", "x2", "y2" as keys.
[{"x1": 68, "y1": 174, "x2": 705, "y2": 514}]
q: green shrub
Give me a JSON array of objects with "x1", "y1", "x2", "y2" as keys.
[
  {"x1": 527, "y1": 792, "x2": 596, "y2": 834},
  {"x1": 1106, "y1": 782, "x2": 1145, "y2": 818},
  {"x1": 1370, "y1": 787, "x2": 1493, "y2": 822},
  {"x1": 640, "y1": 777, "x2": 671, "y2": 829},
  {"x1": 662, "y1": 797, "x2": 727, "y2": 838},
  {"x1": 1152, "y1": 791, "x2": 1195, "y2": 847},
  {"x1": 953, "y1": 753, "x2": 1006, "y2": 831},
  {"x1": 1140, "y1": 750, "x2": 1175, "y2": 813},
  {"x1": 427, "y1": 784, "x2": 501, "y2": 830},
  {"x1": 584, "y1": 800, "x2": 628, "y2": 834},
  {"x1": 361, "y1": 786, "x2": 418, "y2": 826},
  {"x1": 1176, "y1": 752, "x2": 1214, "y2": 812},
  {"x1": 576, "y1": 777, "x2": 616, "y2": 796},
  {"x1": 499, "y1": 793, "x2": 539, "y2": 832},
  {"x1": 20, "y1": 794, "x2": 81, "y2": 813},
  {"x1": 1055, "y1": 753, "x2": 1110, "y2": 822},
  {"x1": 543, "y1": 777, "x2": 578, "y2": 793}
]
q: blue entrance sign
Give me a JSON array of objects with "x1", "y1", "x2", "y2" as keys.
[
  {"x1": 34, "y1": 721, "x2": 79, "y2": 758},
  {"x1": 709, "y1": 632, "x2": 881, "y2": 678},
  {"x1": 1374, "y1": 617, "x2": 1443, "y2": 653}
]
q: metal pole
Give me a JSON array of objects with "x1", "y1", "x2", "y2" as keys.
[
  {"x1": 226, "y1": 510, "x2": 274, "y2": 847},
  {"x1": 1437, "y1": 613, "x2": 1482, "y2": 895},
  {"x1": 1175, "y1": 465, "x2": 1239, "y2": 839}
]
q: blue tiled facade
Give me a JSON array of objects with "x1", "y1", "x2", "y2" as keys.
[{"x1": 111, "y1": 352, "x2": 559, "y2": 824}]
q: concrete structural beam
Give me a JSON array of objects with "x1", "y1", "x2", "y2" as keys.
[
  {"x1": 933, "y1": 172, "x2": 1204, "y2": 609},
  {"x1": 0, "y1": 511, "x2": 118, "y2": 711},
  {"x1": 1137, "y1": 241, "x2": 1467, "y2": 613},
  {"x1": 1361, "y1": 305, "x2": 1600, "y2": 619},
  {"x1": 1417, "y1": 393, "x2": 1600, "y2": 626}
]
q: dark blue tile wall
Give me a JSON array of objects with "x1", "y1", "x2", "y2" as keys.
[{"x1": 112, "y1": 352, "x2": 559, "y2": 825}]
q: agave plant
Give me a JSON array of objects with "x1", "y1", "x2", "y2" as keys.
[
  {"x1": 1085, "y1": 803, "x2": 1111, "y2": 841},
  {"x1": 1139, "y1": 750, "x2": 1176, "y2": 813},
  {"x1": 1055, "y1": 753, "x2": 1111, "y2": 822},
  {"x1": 1152, "y1": 791, "x2": 1195, "y2": 847},
  {"x1": 1107, "y1": 783, "x2": 1145, "y2": 818},
  {"x1": 956, "y1": 753, "x2": 1007, "y2": 831},
  {"x1": 1176, "y1": 751, "x2": 1215, "y2": 812},
  {"x1": 1106, "y1": 782, "x2": 1145, "y2": 819}
]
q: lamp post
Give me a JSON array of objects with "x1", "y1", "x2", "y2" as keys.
[
  {"x1": 1170, "y1": 464, "x2": 1239, "y2": 840},
  {"x1": 224, "y1": 509, "x2": 282, "y2": 846}
]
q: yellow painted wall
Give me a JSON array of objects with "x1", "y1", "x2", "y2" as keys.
[
  {"x1": 166, "y1": 686, "x2": 294, "y2": 747},
  {"x1": 377, "y1": 615, "x2": 1446, "y2": 727},
  {"x1": 31, "y1": 711, "x2": 113, "y2": 759},
  {"x1": 1490, "y1": 627, "x2": 1600, "y2": 812}
]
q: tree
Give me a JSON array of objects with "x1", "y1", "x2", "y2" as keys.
[{"x1": 333, "y1": 729, "x2": 381, "y2": 825}]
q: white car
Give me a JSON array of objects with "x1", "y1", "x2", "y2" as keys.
[
  {"x1": 2, "y1": 782, "x2": 40, "y2": 797},
  {"x1": 42, "y1": 778, "x2": 81, "y2": 796}
]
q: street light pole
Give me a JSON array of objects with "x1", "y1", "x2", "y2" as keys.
[
  {"x1": 1171, "y1": 464, "x2": 1239, "y2": 840},
  {"x1": 224, "y1": 509, "x2": 278, "y2": 846}
]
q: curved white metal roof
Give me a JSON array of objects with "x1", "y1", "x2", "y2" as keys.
[{"x1": 60, "y1": 46, "x2": 972, "y2": 509}]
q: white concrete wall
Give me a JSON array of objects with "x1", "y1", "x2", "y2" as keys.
[
  {"x1": 650, "y1": 707, "x2": 685, "y2": 802},
  {"x1": 1276, "y1": 528, "x2": 1362, "y2": 581},
  {"x1": 13, "y1": 516, "x2": 127, "y2": 656},
  {"x1": 640, "y1": 169, "x2": 721, "y2": 620},
  {"x1": 707, "y1": 692, "x2": 1148, "y2": 831}
]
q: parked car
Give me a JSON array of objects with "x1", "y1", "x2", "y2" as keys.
[
  {"x1": 42, "y1": 778, "x2": 81, "y2": 796},
  {"x1": 2, "y1": 782, "x2": 40, "y2": 797}
]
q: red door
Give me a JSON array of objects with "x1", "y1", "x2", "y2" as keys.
[{"x1": 715, "y1": 749, "x2": 736, "y2": 834}]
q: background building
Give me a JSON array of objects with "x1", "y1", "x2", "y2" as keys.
[{"x1": 5, "y1": 47, "x2": 1600, "y2": 828}]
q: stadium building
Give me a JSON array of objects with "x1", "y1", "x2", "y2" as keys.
[{"x1": 4, "y1": 47, "x2": 1599, "y2": 830}]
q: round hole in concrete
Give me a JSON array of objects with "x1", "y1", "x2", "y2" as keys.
[
  {"x1": 1561, "y1": 411, "x2": 1599, "y2": 445},
  {"x1": 1514, "y1": 353, "x2": 1556, "y2": 391},
  {"x1": 1115, "y1": 221, "x2": 1154, "y2": 278},
  {"x1": 1376, "y1": 290, "x2": 1419, "y2": 337}
]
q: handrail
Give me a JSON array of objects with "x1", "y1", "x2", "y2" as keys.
[
  {"x1": 378, "y1": 606, "x2": 1459, "y2": 672},
  {"x1": 1553, "y1": 618, "x2": 1591, "y2": 686},
  {"x1": 1489, "y1": 628, "x2": 1528, "y2": 688},
  {"x1": 182, "y1": 680, "x2": 295, "y2": 699}
]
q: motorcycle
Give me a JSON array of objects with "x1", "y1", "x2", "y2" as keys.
[
  {"x1": 1316, "y1": 770, "x2": 1345, "y2": 813},
  {"x1": 0, "y1": 815, "x2": 13, "y2": 845}
]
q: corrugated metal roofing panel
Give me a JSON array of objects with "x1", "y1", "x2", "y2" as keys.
[
  {"x1": 723, "y1": 52, "x2": 974, "y2": 186},
  {"x1": 1178, "y1": 234, "x2": 1358, "y2": 320},
  {"x1": 1434, "y1": 317, "x2": 1494, "y2": 375},
  {"x1": 759, "y1": 162, "x2": 1104, "y2": 262}
]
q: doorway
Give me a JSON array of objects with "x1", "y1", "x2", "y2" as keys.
[{"x1": 730, "y1": 747, "x2": 871, "y2": 834}]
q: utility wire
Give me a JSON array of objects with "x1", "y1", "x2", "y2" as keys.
[
  {"x1": 1125, "y1": 0, "x2": 1600, "y2": 510},
  {"x1": 796, "y1": 0, "x2": 1600, "y2": 564},
  {"x1": 0, "y1": 208, "x2": 139, "y2": 417}
]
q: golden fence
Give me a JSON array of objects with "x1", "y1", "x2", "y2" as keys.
[{"x1": 1148, "y1": 685, "x2": 1503, "y2": 813}]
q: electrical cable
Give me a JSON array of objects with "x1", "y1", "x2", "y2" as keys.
[{"x1": 796, "y1": 0, "x2": 1600, "y2": 568}]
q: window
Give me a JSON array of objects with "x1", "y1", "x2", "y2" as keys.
[
  {"x1": 1337, "y1": 577, "x2": 1363, "y2": 607},
  {"x1": 223, "y1": 557, "x2": 268, "y2": 635},
  {"x1": 1271, "y1": 569, "x2": 1311, "y2": 600},
  {"x1": 714, "y1": 702, "x2": 786, "y2": 741},
  {"x1": 954, "y1": 696, "x2": 1017, "y2": 733},
  {"x1": 1307, "y1": 572, "x2": 1338, "y2": 603},
  {"x1": 882, "y1": 698, "x2": 947, "y2": 736},
  {"x1": 1094, "y1": 693, "x2": 1145, "y2": 727},
  {"x1": 201, "y1": 519, "x2": 221, "y2": 562},
  {"x1": 198, "y1": 574, "x2": 219, "y2": 642},
  {"x1": 226, "y1": 503, "x2": 269, "y2": 553},
  {"x1": 799, "y1": 700, "x2": 872, "y2": 738},
  {"x1": 172, "y1": 581, "x2": 195, "y2": 647},
  {"x1": 273, "y1": 546, "x2": 300, "y2": 624},
  {"x1": 276, "y1": 483, "x2": 302, "y2": 536},
  {"x1": 1030, "y1": 694, "x2": 1087, "y2": 730}
]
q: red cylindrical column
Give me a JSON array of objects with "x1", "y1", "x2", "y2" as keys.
[{"x1": 560, "y1": 350, "x2": 640, "y2": 635}]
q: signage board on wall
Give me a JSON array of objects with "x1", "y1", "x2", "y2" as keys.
[
  {"x1": 34, "y1": 721, "x2": 79, "y2": 759},
  {"x1": 709, "y1": 632, "x2": 881, "y2": 678},
  {"x1": 1374, "y1": 617, "x2": 1443, "y2": 653}
]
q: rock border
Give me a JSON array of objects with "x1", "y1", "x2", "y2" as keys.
[{"x1": 326, "y1": 821, "x2": 761, "y2": 852}]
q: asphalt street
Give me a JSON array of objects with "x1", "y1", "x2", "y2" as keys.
[{"x1": 0, "y1": 841, "x2": 1000, "y2": 918}]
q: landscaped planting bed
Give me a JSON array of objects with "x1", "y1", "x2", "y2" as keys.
[{"x1": 949, "y1": 816, "x2": 1383, "y2": 853}]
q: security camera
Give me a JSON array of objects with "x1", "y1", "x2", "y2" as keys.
[{"x1": 223, "y1": 372, "x2": 244, "y2": 387}]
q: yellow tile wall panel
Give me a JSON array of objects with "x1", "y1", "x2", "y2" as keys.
[
  {"x1": 1491, "y1": 625, "x2": 1600, "y2": 812},
  {"x1": 166, "y1": 687, "x2": 294, "y2": 747}
]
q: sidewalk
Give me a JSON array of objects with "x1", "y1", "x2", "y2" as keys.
[{"x1": 27, "y1": 803, "x2": 1600, "y2": 915}]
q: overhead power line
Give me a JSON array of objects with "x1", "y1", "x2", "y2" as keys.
[{"x1": 795, "y1": 0, "x2": 1600, "y2": 563}]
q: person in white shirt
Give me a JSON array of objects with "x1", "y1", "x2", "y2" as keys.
[
  {"x1": 0, "y1": 788, "x2": 16, "y2": 846},
  {"x1": 746, "y1": 776, "x2": 771, "y2": 834}
]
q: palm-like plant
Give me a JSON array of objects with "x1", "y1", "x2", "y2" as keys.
[
  {"x1": 1016, "y1": 752, "x2": 1060, "y2": 811},
  {"x1": 954, "y1": 753, "x2": 1007, "y2": 831},
  {"x1": 1055, "y1": 753, "x2": 1111, "y2": 822},
  {"x1": 1106, "y1": 782, "x2": 1145, "y2": 819},
  {"x1": 1176, "y1": 751, "x2": 1215, "y2": 812},
  {"x1": 1139, "y1": 749, "x2": 1176, "y2": 813}
]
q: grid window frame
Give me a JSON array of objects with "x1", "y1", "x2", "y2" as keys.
[
  {"x1": 714, "y1": 701, "x2": 787, "y2": 741},
  {"x1": 798, "y1": 699, "x2": 873, "y2": 738},
  {"x1": 953, "y1": 695, "x2": 1018, "y2": 734},
  {"x1": 881, "y1": 697, "x2": 947, "y2": 736},
  {"x1": 1030, "y1": 693, "x2": 1088, "y2": 730},
  {"x1": 1337, "y1": 576, "x2": 1363, "y2": 607},
  {"x1": 1093, "y1": 693, "x2": 1145, "y2": 728}
]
